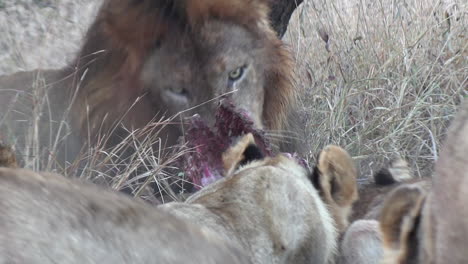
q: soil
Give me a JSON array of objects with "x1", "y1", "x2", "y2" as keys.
[{"x1": 0, "y1": 0, "x2": 101, "y2": 75}]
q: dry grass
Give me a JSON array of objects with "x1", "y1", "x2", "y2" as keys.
[
  {"x1": 285, "y1": 0, "x2": 467, "y2": 179},
  {"x1": 68, "y1": 118, "x2": 193, "y2": 204},
  {"x1": 0, "y1": 0, "x2": 466, "y2": 198},
  {"x1": 1, "y1": 71, "x2": 192, "y2": 204}
]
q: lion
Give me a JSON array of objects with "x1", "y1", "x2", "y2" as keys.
[
  {"x1": 160, "y1": 135, "x2": 358, "y2": 263},
  {"x1": 351, "y1": 158, "x2": 431, "y2": 222},
  {"x1": 338, "y1": 158, "x2": 431, "y2": 264},
  {"x1": 0, "y1": 0, "x2": 296, "y2": 168},
  {"x1": 0, "y1": 133, "x2": 357, "y2": 263},
  {"x1": 377, "y1": 100, "x2": 468, "y2": 264},
  {"x1": 0, "y1": 167, "x2": 251, "y2": 264},
  {"x1": 311, "y1": 144, "x2": 359, "y2": 232},
  {"x1": 338, "y1": 219, "x2": 383, "y2": 264}
]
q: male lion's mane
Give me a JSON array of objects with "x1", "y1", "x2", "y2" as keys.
[{"x1": 70, "y1": 0, "x2": 295, "y2": 142}]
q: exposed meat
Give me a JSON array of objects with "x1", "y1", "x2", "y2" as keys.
[{"x1": 182, "y1": 100, "x2": 273, "y2": 189}]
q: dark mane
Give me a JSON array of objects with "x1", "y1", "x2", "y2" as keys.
[{"x1": 69, "y1": 0, "x2": 295, "y2": 144}]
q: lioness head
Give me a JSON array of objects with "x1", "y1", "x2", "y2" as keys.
[
  {"x1": 162, "y1": 136, "x2": 358, "y2": 263},
  {"x1": 222, "y1": 139, "x2": 360, "y2": 263}
]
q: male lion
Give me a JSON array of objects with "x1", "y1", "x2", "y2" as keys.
[
  {"x1": 0, "y1": 0, "x2": 296, "y2": 168},
  {"x1": 0, "y1": 133, "x2": 357, "y2": 263}
]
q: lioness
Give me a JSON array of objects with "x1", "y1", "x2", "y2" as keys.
[
  {"x1": 0, "y1": 133, "x2": 357, "y2": 263},
  {"x1": 339, "y1": 159, "x2": 431, "y2": 264},
  {"x1": 339, "y1": 219, "x2": 383, "y2": 264},
  {"x1": 161, "y1": 135, "x2": 358, "y2": 263},
  {"x1": 0, "y1": 168, "x2": 250, "y2": 264},
  {"x1": 351, "y1": 158, "x2": 431, "y2": 222},
  {"x1": 357, "y1": 100, "x2": 468, "y2": 264},
  {"x1": 0, "y1": 0, "x2": 297, "y2": 168}
]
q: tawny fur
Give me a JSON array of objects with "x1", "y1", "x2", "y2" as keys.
[
  {"x1": 379, "y1": 184, "x2": 427, "y2": 264},
  {"x1": 160, "y1": 139, "x2": 358, "y2": 264},
  {"x1": 339, "y1": 220, "x2": 383, "y2": 264},
  {"x1": 350, "y1": 158, "x2": 431, "y2": 222},
  {"x1": 378, "y1": 100, "x2": 468, "y2": 264},
  {"x1": 340, "y1": 159, "x2": 429, "y2": 263},
  {"x1": 0, "y1": 168, "x2": 251, "y2": 264},
  {"x1": 312, "y1": 145, "x2": 359, "y2": 233},
  {"x1": 222, "y1": 133, "x2": 256, "y2": 176},
  {"x1": 0, "y1": 134, "x2": 357, "y2": 264}
]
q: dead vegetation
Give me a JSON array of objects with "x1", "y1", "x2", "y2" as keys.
[
  {"x1": 0, "y1": 0, "x2": 466, "y2": 200},
  {"x1": 285, "y1": 0, "x2": 467, "y2": 179}
]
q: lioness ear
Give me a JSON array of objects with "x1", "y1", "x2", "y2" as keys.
[
  {"x1": 374, "y1": 158, "x2": 413, "y2": 185},
  {"x1": 379, "y1": 184, "x2": 426, "y2": 264},
  {"x1": 311, "y1": 145, "x2": 358, "y2": 232},
  {"x1": 223, "y1": 133, "x2": 264, "y2": 176}
]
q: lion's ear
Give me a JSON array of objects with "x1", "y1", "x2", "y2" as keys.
[
  {"x1": 311, "y1": 145, "x2": 358, "y2": 232},
  {"x1": 222, "y1": 133, "x2": 264, "y2": 176},
  {"x1": 379, "y1": 184, "x2": 426, "y2": 263}
]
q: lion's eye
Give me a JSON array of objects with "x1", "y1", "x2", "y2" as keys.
[
  {"x1": 228, "y1": 66, "x2": 245, "y2": 82},
  {"x1": 171, "y1": 86, "x2": 188, "y2": 96}
]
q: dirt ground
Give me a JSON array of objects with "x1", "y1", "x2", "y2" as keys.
[{"x1": 0, "y1": 0, "x2": 99, "y2": 75}]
